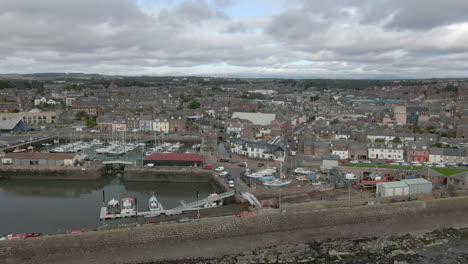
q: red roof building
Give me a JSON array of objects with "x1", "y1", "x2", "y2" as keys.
[{"x1": 144, "y1": 153, "x2": 204, "y2": 167}]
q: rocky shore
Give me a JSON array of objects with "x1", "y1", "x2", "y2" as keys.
[{"x1": 150, "y1": 228, "x2": 468, "y2": 264}]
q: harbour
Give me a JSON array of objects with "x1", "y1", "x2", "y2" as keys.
[{"x1": 0, "y1": 177, "x2": 218, "y2": 235}]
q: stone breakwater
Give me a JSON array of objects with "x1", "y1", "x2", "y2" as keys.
[
  {"x1": 153, "y1": 228, "x2": 468, "y2": 264},
  {"x1": 0, "y1": 165, "x2": 105, "y2": 180}
]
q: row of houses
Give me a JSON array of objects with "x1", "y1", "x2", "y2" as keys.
[
  {"x1": 304, "y1": 140, "x2": 468, "y2": 163},
  {"x1": 97, "y1": 114, "x2": 187, "y2": 133},
  {"x1": 230, "y1": 137, "x2": 286, "y2": 161}
]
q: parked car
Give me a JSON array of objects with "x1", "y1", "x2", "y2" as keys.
[
  {"x1": 361, "y1": 160, "x2": 372, "y2": 164},
  {"x1": 257, "y1": 163, "x2": 265, "y2": 167},
  {"x1": 176, "y1": 217, "x2": 192, "y2": 223},
  {"x1": 238, "y1": 162, "x2": 248, "y2": 167},
  {"x1": 228, "y1": 160, "x2": 237, "y2": 163},
  {"x1": 218, "y1": 171, "x2": 228, "y2": 176},
  {"x1": 218, "y1": 158, "x2": 230, "y2": 162},
  {"x1": 365, "y1": 201, "x2": 380, "y2": 205},
  {"x1": 350, "y1": 160, "x2": 359, "y2": 164},
  {"x1": 228, "y1": 180, "x2": 235, "y2": 188},
  {"x1": 215, "y1": 166, "x2": 225, "y2": 172},
  {"x1": 202, "y1": 164, "x2": 213, "y2": 170},
  {"x1": 144, "y1": 163, "x2": 154, "y2": 168},
  {"x1": 225, "y1": 174, "x2": 233, "y2": 181}
]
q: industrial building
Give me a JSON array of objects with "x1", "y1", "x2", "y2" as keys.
[
  {"x1": 376, "y1": 178, "x2": 432, "y2": 197},
  {"x1": 143, "y1": 153, "x2": 204, "y2": 167},
  {"x1": 1, "y1": 153, "x2": 81, "y2": 166},
  {"x1": 0, "y1": 116, "x2": 26, "y2": 132}
]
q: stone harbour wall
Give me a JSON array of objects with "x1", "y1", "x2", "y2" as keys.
[
  {"x1": 0, "y1": 197, "x2": 429, "y2": 260},
  {"x1": 0, "y1": 165, "x2": 105, "y2": 180}
]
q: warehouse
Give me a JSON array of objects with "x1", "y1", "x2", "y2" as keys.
[
  {"x1": 376, "y1": 181, "x2": 409, "y2": 197},
  {"x1": 1, "y1": 152, "x2": 81, "y2": 166},
  {"x1": 376, "y1": 178, "x2": 432, "y2": 197},
  {"x1": 403, "y1": 178, "x2": 433, "y2": 195},
  {"x1": 144, "y1": 153, "x2": 204, "y2": 167}
]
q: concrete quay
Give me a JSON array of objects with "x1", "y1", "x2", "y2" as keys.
[{"x1": 2, "y1": 196, "x2": 468, "y2": 264}]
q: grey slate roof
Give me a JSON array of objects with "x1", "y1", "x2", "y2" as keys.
[
  {"x1": 451, "y1": 172, "x2": 468, "y2": 183},
  {"x1": 0, "y1": 116, "x2": 23, "y2": 130}
]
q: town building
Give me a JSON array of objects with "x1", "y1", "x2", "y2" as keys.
[
  {"x1": 143, "y1": 153, "x2": 204, "y2": 167},
  {"x1": 231, "y1": 138, "x2": 285, "y2": 161},
  {"x1": 0, "y1": 110, "x2": 56, "y2": 125},
  {"x1": 368, "y1": 142, "x2": 405, "y2": 160},
  {"x1": 1, "y1": 153, "x2": 80, "y2": 166}
]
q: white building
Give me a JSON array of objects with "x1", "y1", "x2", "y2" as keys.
[
  {"x1": 153, "y1": 118, "x2": 169, "y2": 133},
  {"x1": 368, "y1": 142, "x2": 404, "y2": 160},
  {"x1": 332, "y1": 149, "x2": 349, "y2": 159},
  {"x1": 247, "y1": 89, "x2": 277, "y2": 95},
  {"x1": 34, "y1": 97, "x2": 47, "y2": 105},
  {"x1": 231, "y1": 112, "x2": 276, "y2": 126},
  {"x1": 231, "y1": 139, "x2": 285, "y2": 162}
]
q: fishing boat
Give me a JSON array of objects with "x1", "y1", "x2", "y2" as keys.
[
  {"x1": 148, "y1": 195, "x2": 162, "y2": 212},
  {"x1": 120, "y1": 198, "x2": 136, "y2": 215},
  {"x1": 263, "y1": 179, "x2": 291, "y2": 188},
  {"x1": 12, "y1": 148, "x2": 27, "y2": 153},
  {"x1": 106, "y1": 198, "x2": 121, "y2": 215}
]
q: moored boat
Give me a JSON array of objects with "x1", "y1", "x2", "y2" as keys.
[
  {"x1": 148, "y1": 195, "x2": 162, "y2": 212},
  {"x1": 121, "y1": 198, "x2": 136, "y2": 215},
  {"x1": 263, "y1": 179, "x2": 291, "y2": 188},
  {"x1": 12, "y1": 148, "x2": 27, "y2": 153},
  {"x1": 106, "y1": 198, "x2": 121, "y2": 215}
]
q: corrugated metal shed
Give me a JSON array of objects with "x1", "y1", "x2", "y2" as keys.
[
  {"x1": 402, "y1": 178, "x2": 433, "y2": 195},
  {"x1": 376, "y1": 181, "x2": 409, "y2": 197}
]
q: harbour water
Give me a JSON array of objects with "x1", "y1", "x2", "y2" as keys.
[{"x1": 0, "y1": 177, "x2": 215, "y2": 235}]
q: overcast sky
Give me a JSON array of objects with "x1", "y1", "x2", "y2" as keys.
[{"x1": 1, "y1": 0, "x2": 467, "y2": 78}]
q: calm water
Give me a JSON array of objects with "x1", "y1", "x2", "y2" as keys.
[{"x1": 0, "y1": 177, "x2": 215, "y2": 235}]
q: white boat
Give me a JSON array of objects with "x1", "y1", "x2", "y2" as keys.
[
  {"x1": 50, "y1": 147, "x2": 66, "y2": 153},
  {"x1": 263, "y1": 179, "x2": 291, "y2": 188},
  {"x1": 148, "y1": 195, "x2": 163, "y2": 212},
  {"x1": 106, "y1": 199, "x2": 121, "y2": 215},
  {"x1": 293, "y1": 168, "x2": 313, "y2": 175},
  {"x1": 204, "y1": 193, "x2": 223, "y2": 208},
  {"x1": 120, "y1": 198, "x2": 136, "y2": 215}
]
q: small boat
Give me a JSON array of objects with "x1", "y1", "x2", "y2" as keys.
[
  {"x1": 148, "y1": 195, "x2": 162, "y2": 212},
  {"x1": 121, "y1": 198, "x2": 136, "y2": 215},
  {"x1": 204, "y1": 193, "x2": 223, "y2": 208},
  {"x1": 263, "y1": 179, "x2": 291, "y2": 188},
  {"x1": 25, "y1": 233, "x2": 43, "y2": 238},
  {"x1": 50, "y1": 147, "x2": 65, "y2": 153},
  {"x1": 26, "y1": 145, "x2": 34, "y2": 151},
  {"x1": 106, "y1": 198, "x2": 121, "y2": 215},
  {"x1": 1, "y1": 233, "x2": 26, "y2": 240},
  {"x1": 12, "y1": 148, "x2": 27, "y2": 153}
]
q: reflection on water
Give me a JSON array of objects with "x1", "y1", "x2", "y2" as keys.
[{"x1": 0, "y1": 177, "x2": 215, "y2": 235}]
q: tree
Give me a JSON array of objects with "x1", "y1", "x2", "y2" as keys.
[
  {"x1": 75, "y1": 111, "x2": 89, "y2": 121},
  {"x1": 9, "y1": 108, "x2": 19, "y2": 113},
  {"x1": 86, "y1": 115, "x2": 97, "y2": 128},
  {"x1": 375, "y1": 138, "x2": 386, "y2": 143},
  {"x1": 188, "y1": 100, "x2": 201, "y2": 109},
  {"x1": 392, "y1": 137, "x2": 402, "y2": 143}
]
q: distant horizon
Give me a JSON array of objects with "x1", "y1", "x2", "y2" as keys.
[{"x1": 1, "y1": 72, "x2": 468, "y2": 81}]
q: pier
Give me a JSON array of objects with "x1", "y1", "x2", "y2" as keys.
[{"x1": 99, "y1": 190, "x2": 237, "y2": 220}]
